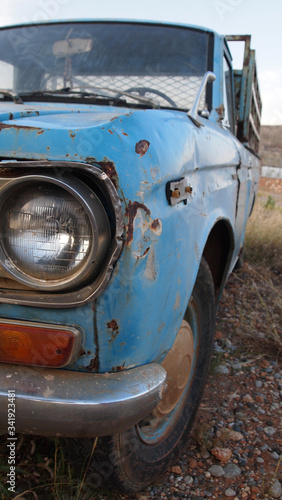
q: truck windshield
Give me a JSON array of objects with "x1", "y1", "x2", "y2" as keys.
[{"x1": 0, "y1": 22, "x2": 210, "y2": 109}]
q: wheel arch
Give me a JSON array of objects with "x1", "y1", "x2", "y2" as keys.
[{"x1": 202, "y1": 218, "x2": 235, "y2": 300}]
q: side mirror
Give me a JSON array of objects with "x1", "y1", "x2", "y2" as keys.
[{"x1": 188, "y1": 71, "x2": 216, "y2": 127}]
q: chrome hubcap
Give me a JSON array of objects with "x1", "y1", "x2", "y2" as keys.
[{"x1": 152, "y1": 319, "x2": 194, "y2": 418}]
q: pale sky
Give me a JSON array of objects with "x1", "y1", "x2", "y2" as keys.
[{"x1": 1, "y1": 0, "x2": 281, "y2": 125}]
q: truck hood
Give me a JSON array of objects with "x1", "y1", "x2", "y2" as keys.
[
  {"x1": 0, "y1": 100, "x2": 240, "y2": 193},
  {"x1": 0, "y1": 101, "x2": 135, "y2": 162}
]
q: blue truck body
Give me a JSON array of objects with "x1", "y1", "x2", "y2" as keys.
[{"x1": 0, "y1": 21, "x2": 261, "y2": 450}]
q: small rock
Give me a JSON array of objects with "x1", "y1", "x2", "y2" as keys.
[
  {"x1": 269, "y1": 480, "x2": 282, "y2": 498},
  {"x1": 184, "y1": 475, "x2": 193, "y2": 485},
  {"x1": 211, "y1": 447, "x2": 232, "y2": 463},
  {"x1": 255, "y1": 380, "x2": 263, "y2": 388},
  {"x1": 200, "y1": 449, "x2": 210, "y2": 459},
  {"x1": 215, "y1": 331, "x2": 223, "y2": 339},
  {"x1": 170, "y1": 465, "x2": 182, "y2": 474},
  {"x1": 271, "y1": 451, "x2": 280, "y2": 460},
  {"x1": 228, "y1": 430, "x2": 244, "y2": 441},
  {"x1": 225, "y1": 488, "x2": 236, "y2": 497},
  {"x1": 232, "y1": 363, "x2": 242, "y2": 370},
  {"x1": 221, "y1": 338, "x2": 233, "y2": 348},
  {"x1": 189, "y1": 459, "x2": 198, "y2": 469},
  {"x1": 264, "y1": 426, "x2": 276, "y2": 436},
  {"x1": 208, "y1": 465, "x2": 225, "y2": 477},
  {"x1": 256, "y1": 457, "x2": 264, "y2": 464},
  {"x1": 218, "y1": 428, "x2": 244, "y2": 442},
  {"x1": 223, "y1": 464, "x2": 241, "y2": 478},
  {"x1": 251, "y1": 486, "x2": 260, "y2": 494},
  {"x1": 242, "y1": 394, "x2": 254, "y2": 403},
  {"x1": 215, "y1": 365, "x2": 230, "y2": 374}
]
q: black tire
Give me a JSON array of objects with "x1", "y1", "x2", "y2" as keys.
[{"x1": 66, "y1": 258, "x2": 215, "y2": 494}]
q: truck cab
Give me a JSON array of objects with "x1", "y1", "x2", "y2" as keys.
[{"x1": 0, "y1": 20, "x2": 261, "y2": 493}]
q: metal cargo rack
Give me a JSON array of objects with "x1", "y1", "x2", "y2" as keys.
[{"x1": 226, "y1": 35, "x2": 262, "y2": 154}]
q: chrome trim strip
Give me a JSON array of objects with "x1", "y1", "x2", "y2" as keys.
[
  {"x1": 0, "y1": 161, "x2": 124, "y2": 307},
  {"x1": 0, "y1": 363, "x2": 167, "y2": 437}
]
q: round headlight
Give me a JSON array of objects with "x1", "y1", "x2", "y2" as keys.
[{"x1": 0, "y1": 174, "x2": 111, "y2": 291}]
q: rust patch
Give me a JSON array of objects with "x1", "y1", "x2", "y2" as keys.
[
  {"x1": 135, "y1": 246, "x2": 151, "y2": 260},
  {"x1": 37, "y1": 129, "x2": 44, "y2": 135},
  {"x1": 0, "y1": 123, "x2": 38, "y2": 132},
  {"x1": 0, "y1": 167, "x2": 29, "y2": 178},
  {"x1": 135, "y1": 140, "x2": 150, "y2": 156},
  {"x1": 173, "y1": 292, "x2": 181, "y2": 311},
  {"x1": 107, "y1": 319, "x2": 119, "y2": 342},
  {"x1": 112, "y1": 363, "x2": 125, "y2": 372},
  {"x1": 142, "y1": 247, "x2": 150, "y2": 258},
  {"x1": 108, "y1": 129, "x2": 114, "y2": 135},
  {"x1": 97, "y1": 160, "x2": 118, "y2": 189},
  {"x1": 122, "y1": 131, "x2": 128, "y2": 136},
  {"x1": 9, "y1": 113, "x2": 13, "y2": 120},
  {"x1": 125, "y1": 201, "x2": 151, "y2": 246},
  {"x1": 69, "y1": 131, "x2": 76, "y2": 139},
  {"x1": 150, "y1": 218, "x2": 161, "y2": 231},
  {"x1": 144, "y1": 244, "x2": 157, "y2": 280},
  {"x1": 86, "y1": 357, "x2": 99, "y2": 372},
  {"x1": 215, "y1": 104, "x2": 224, "y2": 121}
]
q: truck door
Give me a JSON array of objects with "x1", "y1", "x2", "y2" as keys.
[{"x1": 222, "y1": 47, "x2": 250, "y2": 258}]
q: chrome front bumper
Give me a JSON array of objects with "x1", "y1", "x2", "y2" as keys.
[{"x1": 0, "y1": 363, "x2": 167, "y2": 437}]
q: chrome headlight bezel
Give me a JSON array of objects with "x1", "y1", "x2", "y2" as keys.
[{"x1": 0, "y1": 172, "x2": 111, "y2": 292}]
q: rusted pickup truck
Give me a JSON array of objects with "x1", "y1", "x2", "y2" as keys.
[{"x1": 0, "y1": 21, "x2": 261, "y2": 492}]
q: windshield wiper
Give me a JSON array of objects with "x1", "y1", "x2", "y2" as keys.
[
  {"x1": 18, "y1": 88, "x2": 127, "y2": 106},
  {"x1": 19, "y1": 86, "x2": 158, "y2": 108},
  {"x1": 0, "y1": 89, "x2": 23, "y2": 104},
  {"x1": 70, "y1": 86, "x2": 159, "y2": 107}
]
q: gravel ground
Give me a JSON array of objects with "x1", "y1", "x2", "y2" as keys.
[
  {"x1": 94, "y1": 265, "x2": 282, "y2": 500},
  {"x1": 95, "y1": 352, "x2": 282, "y2": 500},
  {"x1": 136, "y1": 347, "x2": 282, "y2": 500}
]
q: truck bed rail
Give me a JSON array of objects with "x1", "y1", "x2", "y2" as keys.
[{"x1": 226, "y1": 35, "x2": 262, "y2": 154}]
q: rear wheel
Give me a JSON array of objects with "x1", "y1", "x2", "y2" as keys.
[{"x1": 69, "y1": 258, "x2": 215, "y2": 493}]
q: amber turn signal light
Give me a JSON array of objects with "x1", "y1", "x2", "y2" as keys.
[{"x1": 0, "y1": 320, "x2": 81, "y2": 367}]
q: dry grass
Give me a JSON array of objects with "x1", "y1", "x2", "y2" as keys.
[
  {"x1": 245, "y1": 190, "x2": 282, "y2": 271},
  {"x1": 245, "y1": 188, "x2": 282, "y2": 351},
  {"x1": 216, "y1": 185, "x2": 282, "y2": 358}
]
